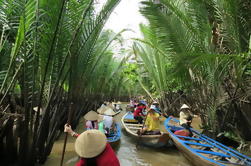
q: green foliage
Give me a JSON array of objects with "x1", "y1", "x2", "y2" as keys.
[
  {"x1": 136, "y1": 0, "x2": 251, "y2": 136},
  {"x1": 0, "y1": 0, "x2": 128, "y2": 164}
]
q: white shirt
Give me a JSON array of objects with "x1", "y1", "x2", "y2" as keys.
[
  {"x1": 103, "y1": 115, "x2": 113, "y2": 129},
  {"x1": 179, "y1": 110, "x2": 192, "y2": 125}
]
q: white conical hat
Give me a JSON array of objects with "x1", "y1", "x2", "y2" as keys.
[
  {"x1": 107, "y1": 103, "x2": 114, "y2": 109},
  {"x1": 97, "y1": 106, "x2": 109, "y2": 114},
  {"x1": 84, "y1": 110, "x2": 99, "y2": 121},
  {"x1": 75, "y1": 130, "x2": 107, "y2": 158},
  {"x1": 104, "y1": 108, "x2": 116, "y2": 116},
  {"x1": 180, "y1": 104, "x2": 190, "y2": 110}
]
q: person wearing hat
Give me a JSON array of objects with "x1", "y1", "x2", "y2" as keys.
[
  {"x1": 179, "y1": 104, "x2": 195, "y2": 137},
  {"x1": 102, "y1": 108, "x2": 116, "y2": 136},
  {"x1": 133, "y1": 102, "x2": 146, "y2": 124},
  {"x1": 140, "y1": 105, "x2": 161, "y2": 135},
  {"x1": 152, "y1": 101, "x2": 161, "y2": 112},
  {"x1": 84, "y1": 110, "x2": 99, "y2": 130},
  {"x1": 70, "y1": 129, "x2": 120, "y2": 166}
]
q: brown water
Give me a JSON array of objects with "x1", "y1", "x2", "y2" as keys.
[{"x1": 44, "y1": 105, "x2": 197, "y2": 166}]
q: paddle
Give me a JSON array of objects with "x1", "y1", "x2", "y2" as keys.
[
  {"x1": 155, "y1": 109, "x2": 169, "y2": 119},
  {"x1": 136, "y1": 111, "x2": 150, "y2": 149},
  {"x1": 60, "y1": 102, "x2": 74, "y2": 166}
]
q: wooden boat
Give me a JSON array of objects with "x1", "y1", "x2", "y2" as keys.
[
  {"x1": 164, "y1": 117, "x2": 251, "y2": 166},
  {"x1": 106, "y1": 122, "x2": 121, "y2": 144},
  {"x1": 99, "y1": 121, "x2": 121, "y2": 145},
  {"x1": 121, "y1": 112, "x2": 167, "y2": 146}
]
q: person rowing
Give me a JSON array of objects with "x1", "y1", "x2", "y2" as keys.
[
  {"x1": 179, "y1": 104, "x2": 197, "y2": 137},
  {"x1": 138, "y1": 105, "x2": 161, "y2": 135},
  {"x1": 102, "y1": 108, "x2": 116, "y2": 136},
  {"x1": 133, "y1": 102, "x2": 146, "y2": 124},
  {"x1": 64, "y1": 127, "x2": 120, "y2": 166},
  {"x1": 152, "y1": 101, "x2": 161, "y2": 112}
]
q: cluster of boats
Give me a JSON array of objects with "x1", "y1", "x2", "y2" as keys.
[{"x1": 105, "y1": 108, "x2": 251, "y2": 166}]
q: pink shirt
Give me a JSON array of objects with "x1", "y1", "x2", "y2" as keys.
[{"x1": 86, "y1": 120, "x2": 98, "y2": 130}]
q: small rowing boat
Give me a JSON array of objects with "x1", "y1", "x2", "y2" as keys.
[
  {"x1": 107, "y1": 122, "x2": 121, "y2": 144},
  {"x1": 121, "y1": 112, "x2": 169, "y2": 146},
  {"x1": 99, "y1": 122, "x2": 121, "y2": 146},
  {"x1": 164, "y1": 117, "x2": 251, "y2": 166}
]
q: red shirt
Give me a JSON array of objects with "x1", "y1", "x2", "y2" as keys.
[
  {"x1": 75, "y1": 144, "x2": 120, "y2": 166},
  {"x1": 133, "y1": 106, "x2": 144, "y2": 117}
]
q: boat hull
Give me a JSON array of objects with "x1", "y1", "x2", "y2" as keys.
[
  {"x1": 164, "y1": 117, "x2": 251, "y2": 166},
  {"x1": 121, "y1": 112, "x2": 164, "y2": 145},
  {"x1": 99, "y1": 122, "x2": 121, "y2": 147}
]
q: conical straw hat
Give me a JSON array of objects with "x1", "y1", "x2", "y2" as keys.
[
  {"x1": 97, "y1": 114, "x2": 104, "y2": 122},
  {"x1": 97, "y1": 106, "x2": 109, "y2": 114},
  {"x1": 75, "y1": 130, "x2": 107, "y2": 158},
  {"x1": 84, "y1": 110, "x2": 99, "y2": 121},
  {"x1": 107, "y1": 103, "x2": 114, "y2": 109},
  {"x1": 180, "y1": 104, "x2": 190, "y2": 110},
  {"x1": 104, "y1": 108, "x2": 116, "y2": 116}
]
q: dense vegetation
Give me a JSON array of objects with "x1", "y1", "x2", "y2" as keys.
[
  {"x1": 0, "y1": 0, "x2": 250, "y2": 165},
  {"x1": 134, "y1": 0, "x2": 251, "y2": 145},
  {"x1": 0, "y1": 0, "x2": 133, "y2": 165}
]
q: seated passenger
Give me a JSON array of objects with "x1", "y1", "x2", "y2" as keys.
[
  {"x1": 152, "y1": 101, "x2": 161, "y2": 112},
  {"x1": 140, "y1": 105, "x2": 161, "y2": 135},
  {"x1": 103, "y1": 108, "x2": 116, "y2": 136},
  {"x1": 133, "y1": 103, "x2": 145, "y2": 124},
  {"x1": 84, "y1": 110, "x2": 99, "y2": 130}
]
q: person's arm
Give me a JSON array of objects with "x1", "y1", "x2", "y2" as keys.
[
  {"x1": 64, "y1": 124, "x2": 79, "y2": 138},
  {"x1": 139, "y1": 110, "x2": 143, "y2": 116}
]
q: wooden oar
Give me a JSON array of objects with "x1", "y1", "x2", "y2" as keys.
[
  {"x1": 60, "y1": 102, "x2": 74, "y2": 166},
  {"x1": 136, "y1": 111, "x2": 150, "y2": 149}
]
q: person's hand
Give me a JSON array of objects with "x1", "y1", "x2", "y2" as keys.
[{"x1": 64, "y1": 124, "x2": 73, "y2": 134}]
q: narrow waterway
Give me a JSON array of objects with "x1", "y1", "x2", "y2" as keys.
[{"x1": 44, "y1": 105, "x2": 200, "y2": 166}]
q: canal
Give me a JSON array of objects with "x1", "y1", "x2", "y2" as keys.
[{"x1": 44, "y1": 105, "x2": 199, "y2": 166}]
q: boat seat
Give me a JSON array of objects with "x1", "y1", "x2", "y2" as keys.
[
  {"x1": 127, "y1": 126, "x2": 142, "y2": 130},
  {"x1": 195, "y1": 149, "x2": 231, "y2": 158},
  {"x1": 125, "y1": 123, "x2": 143, "y2": 127},
  {"x1": 183, "y1": 141, "x2": 213, "y2": 148},
  {"x1": 176, "y1": 135, "x2": 202, "y2": 141}
]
